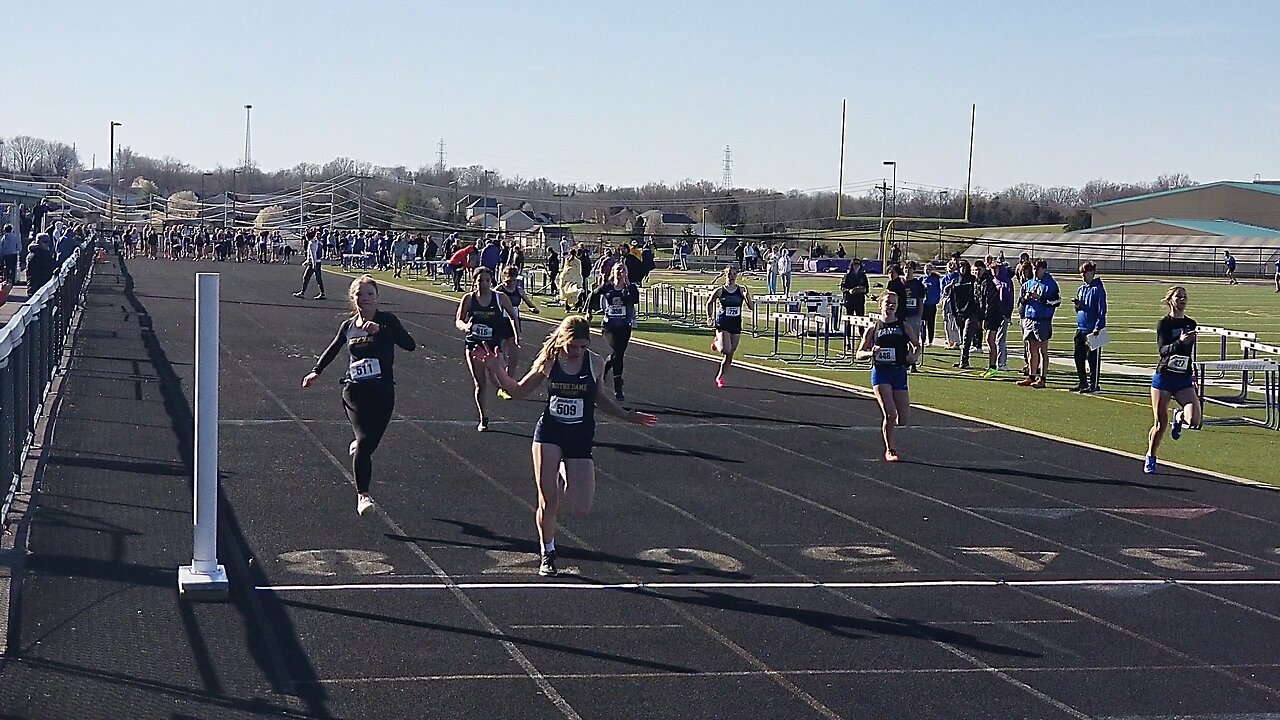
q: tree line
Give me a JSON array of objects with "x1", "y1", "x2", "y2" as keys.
[{"x1": 0, "y1": 133, "x2": 1197, "y2": 233}]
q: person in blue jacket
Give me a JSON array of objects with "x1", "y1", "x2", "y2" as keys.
[
  {"x1": 1224, "y1": 250, "x2": 1238, "y2": 285},
  {"x1": 920, "y1": 263, "x2": 942, "y2": 347},
  {"x1": 1016, "y1": 259, "x2": 1061, "y2": 388},
  {"x1": 1072, "y1": 262, "x2": 1107, "y2": 393}
]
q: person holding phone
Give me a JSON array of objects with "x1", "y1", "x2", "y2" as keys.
[{"x1": 1144, "y1": 286, "x2": 1201, "y2": 474}]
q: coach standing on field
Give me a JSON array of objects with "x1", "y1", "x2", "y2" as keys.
[{"x1": 1072, "y1": 262, "x2": 1107, "y2": 393}]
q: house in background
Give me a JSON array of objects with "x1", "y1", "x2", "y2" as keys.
[
  {"x1": 499, "y1": 209, "x2": 538, "y2": 233},
  {"x1": 463, "y1": 196, "x2": 499, "y2": 221},
  {"x1": 606, "y1": 207, "x2": 639, "y2": 228},
  {"x1": 639, "y1": 210, "x2": 697, "y2": 243}
]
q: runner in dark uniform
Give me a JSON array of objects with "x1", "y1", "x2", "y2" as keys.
[
  {"x1": 496, "y1": 264, "x2": 540, "y2": 397},
  {"x1": 1145, "y1": 286, "x2": 1202, "y2": 474},
  {"x1": 586, "y1": 264, "x2": 639, "y2": 401},
  {"x1": 472, "y1": 316, "x2": 657, "y2": 576},
  {"x1": 456, "y1": 267, "x2": 518, "y2": 431},
  {"x1": 706, "y1": 266, "x2": 753, "y2": 388},
  {"x1": 302, "y1": 275, "x2": 416, "y2": 516},
  {"x1": 856, "y1": 292, "x2": 920, "y2": 462}
]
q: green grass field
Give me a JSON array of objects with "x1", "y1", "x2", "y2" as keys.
[{"x1": 333, "y1": 265, "x2": 1280, "y2": 486}]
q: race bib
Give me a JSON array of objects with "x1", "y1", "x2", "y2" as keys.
[
  {"x1": 1168, "y1": 355, "x2": 1190, "y2": 373},
  {"x1": 349, "y1": 357, "x2": 382, "y2": 381},
  {"x1": 875, "y1": 347, "x2": 897, "y2": 363},
  {"x1": 905, "y1": 298, "x2": 918, "y2": 309},
  {"x1": 471, "y1": 324, "x2": 493, "y2": 339},
  {"x1": 724, "y1": 307, "x2": 741, "y2": 318},
  {"x1": 549, "y1": 396, "x2": 584, "y2": 422},
  {"x1": 605, "y1": 306, "x2": 627, "y2": 318}
]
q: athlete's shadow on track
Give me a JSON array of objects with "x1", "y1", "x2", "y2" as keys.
[
  {"x1": 634, "y1": 402, "x2": 847, "y2": 430},
  {"x1": 650, "y1": 590, "x2": 1040, "y2": 658},
  {"x1": 277, "y1": 598, "x2": 699, "y2": 674},
  {"x1": 390, "y1": 519, "x2": 752, "y2": 580},
  {"x1": 736, "y1": 385, "x2": 855, "y2": 402},
  {"x1": 595, "y1": 440, "x2": 743, "y2": 464},
  {"x1": 906, "y1": 460, "x2": 1192, "y2": 493}
]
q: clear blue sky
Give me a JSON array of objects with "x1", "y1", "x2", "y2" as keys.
[{"x1": 8, "y1": 1, "x2": 1279, "y2": 194}]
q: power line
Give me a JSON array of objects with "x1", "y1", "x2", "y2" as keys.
[{"x1": 722, "y1": 145, "x2": 733, "y2": 189}]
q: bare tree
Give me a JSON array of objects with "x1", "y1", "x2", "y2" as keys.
[{"x1": 8, "y1": 136, "x2": 45, "y2": 173}]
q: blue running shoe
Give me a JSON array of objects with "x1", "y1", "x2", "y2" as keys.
[
  {"x1": 1171, "y1": 408, "x2": 1183, "y2": 440},
  {"x1": 1143, "y1": 455, "x2": 1157, "y2": 474}
]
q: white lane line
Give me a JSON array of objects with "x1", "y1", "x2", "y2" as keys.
[
  {"x1": 255, "y1": 578, "x2": 1280, "y2": 592},
  {"x1": 303, "y1": 662, "x2": 1280, "y2": 684},
  {"x1": 509, "y1": 624, "x2": 685, "y2": 630},
  {"x1": 218, "y1": 418, "x2": 986, "y2": 432}
]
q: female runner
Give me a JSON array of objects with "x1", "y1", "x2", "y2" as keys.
[
  {"x1": 1145, "y1": 286, "x2": 1202, "y2": 474},
  {"x1": 473, "y1": 316, "x2": 657, "y2": 576},
  {"x1": 456, "y1": 267, "x2": 518, "y2": 430},
  {"x1": 856, "y1": 292, "x2": 921, "y2": 462},
  {"x1": 302, "y1": 275, "x2": 416, "y2": 515},
  {"x1": 586, "y1": 263, "x2": 639, "y2": 401},
  {"x1": 705, "y1": 266, "x2": 754, "y2": 388},
  {"x1": 496, "y1": 264, "x2": 540, "y2": 395}
]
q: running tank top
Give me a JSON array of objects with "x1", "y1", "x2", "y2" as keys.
[
  {"x1": 599, "y1": 286, "x2": 634, "y2": 329},
  {"x1": 872, "y1": 319, "x2": 910, "y2": 368},
  {"x1": 543, "y1": 352, "x2": 597, "y2": 426},
  {"x1": 717, "y1": 286, "x2": 745, "y2": 326},
  {"x1": 498, "y1": 284, "x2": 522, "y2": 322},
  {"x1": 466, "y1": 292, "x2": 504, "y2": 344}
]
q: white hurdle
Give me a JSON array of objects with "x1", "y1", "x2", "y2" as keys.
[{"x1": 178, "y1": 273, "x2": 229, "y2": 599}]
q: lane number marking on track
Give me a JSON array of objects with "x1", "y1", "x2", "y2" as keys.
[
  {"x1": 636, "y1": 548, "x2": 745, "y2": 574},
  {"x1": 957, "y1": 547, "x2": 1060, "y2": 572},
  {"x1": 278, "y1": 549, "x2": 395, "y2": 576},
  {"x1": 801, "y1": 545, "x2": 918, "y2": 573},
  {"x1": 1119, "y1": 547, "x2": 1253, "y2": 573}
]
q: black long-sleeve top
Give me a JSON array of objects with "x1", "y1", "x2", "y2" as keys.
[
  {"x1": 1155, "y1": 315, "x2": 1197, "y2": 374},
  {"x1": 313, "y1": 310, "x2": 416, "y2": 384}
]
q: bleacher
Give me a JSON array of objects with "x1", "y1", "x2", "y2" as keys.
[{"x1": 964, "y1": 232, "x2": 1280, "y2": 277}]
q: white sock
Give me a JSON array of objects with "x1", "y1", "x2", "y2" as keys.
[{"x1": 543, "y1": 541, "x2": 555, "y2": 554}]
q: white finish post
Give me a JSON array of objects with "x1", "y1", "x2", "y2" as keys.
[{"x1": 178, "y1": 273, "x2": 229, "y2": 599}]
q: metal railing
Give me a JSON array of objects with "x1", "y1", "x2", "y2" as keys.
[{"x1": 0, "y1": 242, "x2": 94, "y2": 522}]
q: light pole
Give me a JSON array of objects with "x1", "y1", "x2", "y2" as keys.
[
  {"x1": 553, "y1": 189, "x2": 572, "y2": 224},
  {"x1": 109, "y1": 121, "x2": 122, "y2": 230},
  {"x1": 200, "y1": 172, "x2": 214, "y2": 225},
  {"x1": 882, "y1": 160, "x2": 897, "y2": 216},
  {"x1": 448, "y1": 179, "x2": 459, "y2": 224},
  {"x1": 0, "y1": 139, "x2": 6, "y2": 173},
  {"x1": 231, "y1": 169, "x2": 243, "y2": 228}
]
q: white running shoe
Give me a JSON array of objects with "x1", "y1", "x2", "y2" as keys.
[
  {"x1": 349, "y1": 439, "x2": 358, "y2": 456},
  {"x1": 357, "y1": 495, "x2": 375, "y2": 516}
]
